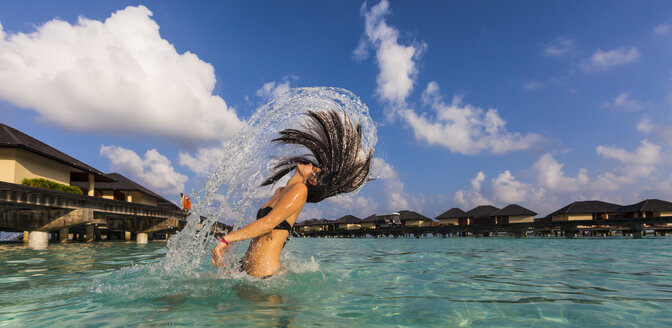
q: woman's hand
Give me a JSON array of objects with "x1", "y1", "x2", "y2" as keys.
[{"x1": 211, "y1": 240, "x2": 229, "y2": 267}]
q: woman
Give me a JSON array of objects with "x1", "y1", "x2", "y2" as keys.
[{"x1": 211, "y1": 109, "x2": 373, "y2": 278}]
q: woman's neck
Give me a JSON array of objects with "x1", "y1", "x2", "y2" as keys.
[{"x1": 286, "y1": 171, "x2": 306, "y2": 187}]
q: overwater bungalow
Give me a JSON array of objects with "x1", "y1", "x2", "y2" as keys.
[
  {"x1": 360, "y1": 214, "x2": 378, "y2": 230},
  {"x1": 435, "y1": 208, "x2": 469, "y2": 226},
  {"x1": 398, "y1": 210, "x2": 434, "y2": 227},
  {"x1": 303, "y1": 218, "x2": 331, "y2": 231},
  {"x1": 548, "y1": 200, "x2": 622, "y2": 221},
  {"x1": 491, "y1": 204, "x2": 537, "y2": 224},
  {"x1": 466, "y1": 205, "x2": 500, "y2": 225},
  {"x1": 618, "y1": 199, "x2": 672, "y2": 227},
  {"x1": 333, "y1": 215, "x2": 361, "y2": 230},
  {"x1": 359, "y1": 213, "x2": 401, "y2": 229}
]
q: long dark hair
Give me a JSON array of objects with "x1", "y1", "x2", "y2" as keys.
[{"x1": 260, "y1": 109, "x2": 374, "y2": 203}]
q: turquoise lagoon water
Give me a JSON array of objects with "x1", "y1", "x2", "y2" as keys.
[{"x1": 1, "y1": 237, "x2": 672, "y2": 327}]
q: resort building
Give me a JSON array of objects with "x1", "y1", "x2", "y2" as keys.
[
  {"x1": 466, "y1": 205, "x2": 500, "y2": 225},
  {"x1": 491, "y1": 204, "x2": 537, "y2": 224},
  {"x1": 0, "y1": 123, "x2": 113, "y2": 193},
  {"x1": 618, "y1": 199, "x2": 672, "y2": 218},
  {"x1": 398, "y1": 210, "x2": 434, "y2": 227},
  {"x1": 548, "y1": 200, "x2": 622, "y2": 221},
  {"x1": 0, "y1": 123, "x2": 187, "y2": 248},
  {"x1": 333, "y1": 215, "x2": 361, "y2": 230},
  {"x1": 435, "y1": 208, "x2": 469, "y2": 226},
  {"x1": 360, "y1": 214, "x2": 378, "y2": 230},
  {"x1": 302, "y1": 218, "x2": 331, "y2": 231}
]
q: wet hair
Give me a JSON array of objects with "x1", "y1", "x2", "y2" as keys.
[{"x1": 260, "y1": 109, "x2": 374, "y2": 203}]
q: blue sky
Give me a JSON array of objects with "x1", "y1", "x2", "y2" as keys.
[{"x1": 2, "y1": 0, "x2": 672, "y2": 221}]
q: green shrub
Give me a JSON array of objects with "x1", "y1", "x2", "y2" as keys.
[{"x1": 21, "y1": 178, "x2": 83, "y2": 194}]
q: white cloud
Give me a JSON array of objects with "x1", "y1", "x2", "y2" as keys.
[
  {"x1": 532, "y1": 154, "x2": 588, "y2": 192},
  {"x1": 596, "y1": 140, "x2": 663, "y2": 181},
  {"x1": 404, "y1": 82, "x2": 544, "y2": 154},
  {"x1": 356, "y1": 0, "x2": 425, "y2": 119},
  {"x1": 637, "y1": 118, "x2": 653, "y2": 133},
  {"x1": 522, "y1": 80, "x2": 543, "y2": 90},
  {"x1": 100, "y1": 145, "x2": 188, "y2": 195},
  {"x1": 601, "y1": 92, "x2": 643, "y2": 111},
  {"x1": 583, "y1": 47, "x2": 640, "y2": 71},
  {"x1": 453, "y1": 171, "x2": 492, "y2": 210},
  {"x1": 178, "y1": 141, "x2": 228, "y2": 176},
  {"x1": 544, "y1": 37, "x2": 576, "y2": 57},
  {"x1": 255, "y1": 75, "x2": 298, "y2": 102},
  {"x1": 491, "y1": 170, "x2": 542, "y2": 204},
  {"x1": 654, "y1": 22, "x2": 672, "y2": 36},
  {"x1": 0, "y1": 6, "x2": 244, "y2": 142}
]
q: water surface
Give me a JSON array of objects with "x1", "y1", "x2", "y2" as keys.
[{"x1": 1, "y1": 237, "x2": 671, "y2": 327}]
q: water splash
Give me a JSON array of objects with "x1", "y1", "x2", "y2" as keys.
[{"x1": 161, "y1": 87, "x2": 377, "y2": 275}]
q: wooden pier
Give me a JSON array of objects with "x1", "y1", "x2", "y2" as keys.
[
  {"x1": 296, "y1": 216, "x2": 672, "y2": 239},
  {"x1": 0, "y1": 181, "x2": 187, "y2": 247}
]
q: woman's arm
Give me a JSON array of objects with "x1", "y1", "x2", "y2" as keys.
[
  {"x1": 212, "y1": 183, "x2": 307, "y2": 266},
  {"x1": 225, "y1": 183, "x2": 306, "y2": 242}
]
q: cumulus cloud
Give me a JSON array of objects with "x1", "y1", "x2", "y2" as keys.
[
  {"x1": 404, "y1": 82, "x2": 544, "y2": 154},
  {"x1": 100, "y1": 145, "x2": 188, "y2": 195},
  {"x1": 356, "y1": 0, "x2": 425, "y2": 118},
  {"x1": 255, "y1": 75, "x2": 298, "y2": 102},
  {"x1": 453, "y1": 171, "x2": 492, "y2": 210},
  {"x1": 178, "y1": 141, "x2": 228, "y2": 176},
  {"x1": 583, "y1": 47, "x2": 640, "y2": 71},
  {"x1": 453, "y1": 170, "x2": 543, "y2": 210},
  {"x1": 532, "y1": 153, "x2": 588, "y2": 192},
  {"x1": 654, "y1": 22, "x2": 672, "y2": 36},
  {"x1": 601, "y1": 92, "x2": 643, "y2": 111},
  {"x1": 0, "y1": 6, "x2": 244, "y2": 142},
  {"x1": 596, "y1": 139, "x2": 663, "y2": 181},
  {"x1": 543, "y1": 37, "x2": 576, "y2": 57},
  {"x1": 491, "y1": 170, "x2": 542, "y2": 204}
]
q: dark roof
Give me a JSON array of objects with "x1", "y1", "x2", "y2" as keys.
[
  {"x1": 547, "y1": 200, "x2": 622, "y2": 217},
  {"x1": 361, "y1": 214, "x2": 378, "y2": 222},
  {"x1": 466, "y1": 205, "x2": 500, "y2": 219},
  {"x1": 491, "y1": 204, "x2": 537, "y2": 217},
  {"x1": 305, "y1": 218, "x2": 330, "y2": 226},
  {"x1": 72, "y1": 172, "x2": 179, "y2": 210},
  {"x1": 435, "y1": 208, "x2": 468, "y2": 220},
  {"x1": 333, "y1": 215, "x2": 361, "y2": 224},
  {"x1": 0, "y1": 123, "x2": 109, "y2": 179},
  {"x1": 618, "y1": 199, "x2": 672, "y2": 213},
  {"x1": 398, "y1": 210, "x2": 432, "y2": 222}
]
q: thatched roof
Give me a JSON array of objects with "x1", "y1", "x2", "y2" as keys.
[
  {"x1": 333, "y1": 215, "x2": 361, "y2": 224},
  {"x1": 466, "y1": 205, "x2": 500, "y2": 219},
  {"x1": 0, "y1": 123, "x2": 111, "y2": 180},
  {"x1": 491, "y1": 204, "x2": 537, "y2": 217},
  {"x1": 547, "y1": 200, "x2": 621, "y2": 217},
  {"x1": 618, "y1": 199, "x2": 672, "y2": 213},
  {"x1": 435, "y1": 208, "x2": 468, "y2": 220}
]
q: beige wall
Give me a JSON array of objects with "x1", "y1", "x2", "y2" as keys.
[
  {"x1": 0, "y1": 148, "x2": 16, "y2": 183},
  {"x1": 361, "y1": 222, "x2": 376, "y2": 229},
  {"x1": 438, "y1": 218, "x2": 458, "y2": 226},
  {"x1": 1, "y1": 148, "x2": 74, "y2": 185},
  {"x1": 129, "y1": 191, "x2": 157, "y2": 207},
  {"x1": 405, "y1": 219, "x2": 424, "y2": 227},
  {"x1": 338, "y1": 223, "x2": 361, "y2": 230},
  {"x1": 552, "y1": 214, "x2": 592, "y2": 221},
  {"x1": 509, "y1": 215, "x2": 534, "y2": 223}
]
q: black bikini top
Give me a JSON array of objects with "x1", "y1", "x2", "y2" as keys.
[{"x1": 256, "y1": 207, "x2": 292, "y2": 231}]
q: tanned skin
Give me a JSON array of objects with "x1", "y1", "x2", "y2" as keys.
[{"x1": 212, "y1": 163, "x2": 320, "y2": 277}]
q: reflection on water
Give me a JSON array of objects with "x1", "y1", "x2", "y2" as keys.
[{"x1": 2, "y1": 238, "x2": 672, "y2": 327}]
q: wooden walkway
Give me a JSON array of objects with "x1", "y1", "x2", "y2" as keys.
[{"x1": 297, "y1": 216, "x2": 672, "y2": 239}]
